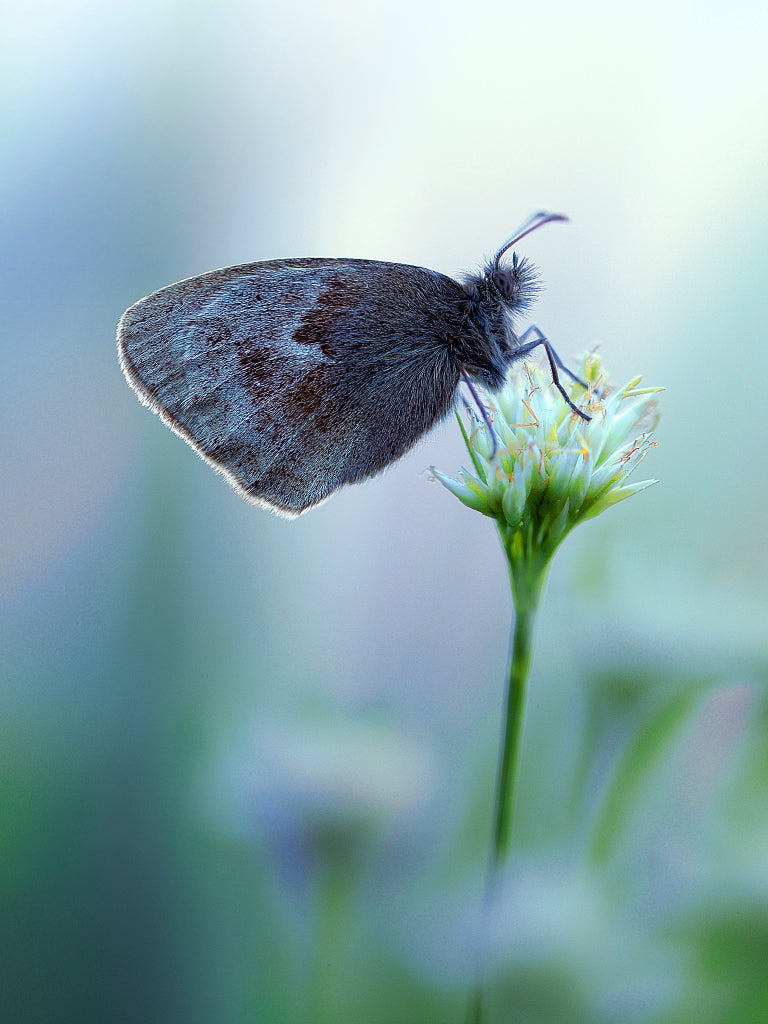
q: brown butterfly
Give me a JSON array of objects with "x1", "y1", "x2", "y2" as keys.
[{"x1": 117, "y1": 211, "x2": 588, "y2": 517}]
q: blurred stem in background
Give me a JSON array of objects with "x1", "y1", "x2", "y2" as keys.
[{"x1": 433, "y1": 354, "x2": 661, "y2": 1023}]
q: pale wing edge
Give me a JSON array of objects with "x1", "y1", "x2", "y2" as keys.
[{"x1": 117, "y1": 310, "x2": 326, "y2": 518}]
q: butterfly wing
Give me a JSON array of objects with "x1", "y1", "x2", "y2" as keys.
[{"x1": 117, "y1": 258, "x2": 466, "y2": 515}]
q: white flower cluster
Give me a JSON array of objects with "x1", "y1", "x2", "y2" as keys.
[{"x1": 434, "y1": 355, "x2": 661, "y2": 562}]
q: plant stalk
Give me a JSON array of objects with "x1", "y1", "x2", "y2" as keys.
[{"x1": 467, "y1": 548, "x2": 546, "y2": 1024}]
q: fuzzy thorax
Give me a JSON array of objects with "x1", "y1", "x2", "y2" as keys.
[{"x1": 457, "y1": 255, "x2": 542, "y2": 390}]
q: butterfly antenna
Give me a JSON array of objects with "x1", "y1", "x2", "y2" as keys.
[
  {"x1": 494, "y1": 211, "x2": 569, "y2": 269},
  {"x1": 460, "y1": 368, "x2": 498, "y2": 459}
]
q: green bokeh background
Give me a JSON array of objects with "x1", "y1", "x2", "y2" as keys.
[{"x1": 3, "y1": 1, "x2": 768, "y2": 1021}]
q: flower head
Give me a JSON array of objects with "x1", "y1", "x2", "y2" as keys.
[{"x1": 434, "y1": 354, "x2": 661, "y2": 597}]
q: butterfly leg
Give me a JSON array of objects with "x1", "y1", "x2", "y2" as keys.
[
  {"x1": 514, "y1": 326, "x2": 591, "y2": 422},
  {"x1": 460, "y1": 367, "x2": 499, "y2": 459}
]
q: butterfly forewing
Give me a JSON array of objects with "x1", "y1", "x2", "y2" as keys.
[{"x1": 118, "y1": 258, "x2": 465, "y2": 515}]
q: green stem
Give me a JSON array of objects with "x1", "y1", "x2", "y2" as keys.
[
  {"x1": 467, "y1": 551, "x2": 546, "y2": 1024},
  {"x1": 491, "y1": 597, "x2": 536, "y2": 866}
]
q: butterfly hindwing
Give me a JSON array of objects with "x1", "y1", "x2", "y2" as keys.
[{"x1": 118, "y1": 258, "x2": 465, "y2": 515}]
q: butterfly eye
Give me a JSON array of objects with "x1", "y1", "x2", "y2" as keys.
[{"x1": 492, "y1": 268, "x2": 517, "y2": 299}]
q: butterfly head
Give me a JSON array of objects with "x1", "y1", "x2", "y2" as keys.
[
  {"x1": 487, "y1": 210, "x2": 567, "y2": 314},
  {"x1": 457, "y1": 213, "x2": 568, "y2": 390},
  {"x1": 488, "y1": 251, "x2": 540, "y2": 315},
  {"x1": 458, "y1": 259, "x2": 539, "y2": 389}
]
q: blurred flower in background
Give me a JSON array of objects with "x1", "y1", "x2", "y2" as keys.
[{"x1": 206, "y1": 711, "x2": 440, "y2": 874}]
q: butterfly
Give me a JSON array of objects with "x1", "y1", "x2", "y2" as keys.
[{"x1": 117, "y1": 211, "x2": 588, "y2": 517}]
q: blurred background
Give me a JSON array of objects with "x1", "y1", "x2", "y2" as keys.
[{"x1": 3, "y1": 0, "x2": 768, "y2": 1021}]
